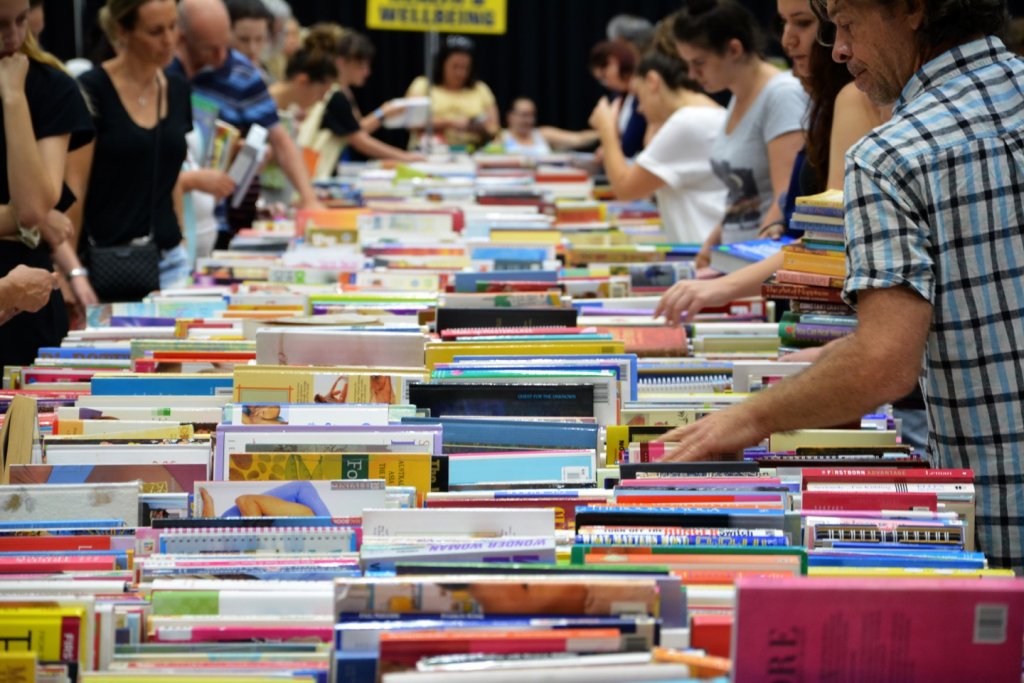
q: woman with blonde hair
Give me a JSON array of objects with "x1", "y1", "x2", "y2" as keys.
[
  {"x1": 0, "y1": 0, "x2": 94, "y2": 367},
  {"x1": 68, "y1": 0, "x2": 193, "y2": 301}
]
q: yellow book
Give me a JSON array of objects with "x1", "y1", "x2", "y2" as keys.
[
  {"x1": 794, "y1": 188, "x2": 844, "y2": 209},
  {"x1": 488, "y1": 229, "x2": 562, "y2": 245},
  {"x1": 53, "y1": 421, "x2": 194, "y2": 440},
  {"x1": 605, "y1": 425, "x2": 630, "y2": 466},
  {"x1": 232, "y1": 365, "x2": 428, "y2": 404},
  {"x1": 424, "y1": 340, "x2": 626, "y2": 370},
  {"x1": 228, "y1": 452, "x2": 433, "y2": 502},
  {"x1": 0, "y1": 607, "x2": 87, "y2": 668},
  {"x1": 0, "y1": 652, "x2": 36, "y2": 683},
  {"x1": 769, "y1": 429, "x2": 898, "y2": 452},
  {"x1": 45, "y1": 424, "x2": 196, "y2": 441},
  {"x1": 781, "y1": 244, "x2": 847, "y2": 277}
]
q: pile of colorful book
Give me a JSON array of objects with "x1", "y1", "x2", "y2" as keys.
[{"x1": 1, "y1": 155, "x2": 1022, "y2": 683}]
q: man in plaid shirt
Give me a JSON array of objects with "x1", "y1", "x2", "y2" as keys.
[{"x1": 661, "y1": 0, "x2": 1024, "y2": 570}]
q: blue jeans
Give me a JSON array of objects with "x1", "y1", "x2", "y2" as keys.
[{"x1": 159, "y1": 244, "x2": 190, "y2": 291}]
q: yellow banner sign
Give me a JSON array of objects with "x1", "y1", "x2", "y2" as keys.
[{"x1": 366, "y1": 0, "x2": 508, "y2": 35}]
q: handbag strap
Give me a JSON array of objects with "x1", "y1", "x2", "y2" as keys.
[{"x1": 148, "y1": 75, "x2": 162, "y2": 244}]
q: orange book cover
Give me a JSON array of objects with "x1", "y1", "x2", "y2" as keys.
[{"x1": 781, "y1": 244, "x2": 847, "y2": 277}]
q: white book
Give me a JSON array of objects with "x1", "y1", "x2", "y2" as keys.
[
  {"x1": 361, "y1": 507, "x2": 555, "y2": 539},
  {"x1": 255, "y1": 329, "x2": 428, "y2": 367},
  {"x1": 194, "y1": 479, "x2": 387, "y2": 519},
  {"x1": 382, "y1": 96, "x2": 431, "y2": 129},
  {"x1": 41, "y1": 444, "x2": 211, "y2": 466},
  {"x1": 0, "y1": 482, "x2": 139, "y2": 525}
]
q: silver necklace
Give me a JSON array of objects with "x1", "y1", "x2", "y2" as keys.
[{"x1": 128, "y1": 74, "x2": 158, "y2": 107}]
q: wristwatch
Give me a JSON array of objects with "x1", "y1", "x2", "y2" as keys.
[{"x1": 68, "y1": 267, "x2": 89, "y2": 278}]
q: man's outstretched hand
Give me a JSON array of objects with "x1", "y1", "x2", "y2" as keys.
[{"x1": 656, "y1": 407, "x2": 768, "y2": 462}]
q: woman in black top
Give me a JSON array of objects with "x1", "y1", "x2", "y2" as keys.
[
  {"x1": 70, "y1": 0, "x2": 191, "y2": 300},
  {"x1": 0, "y1": 0, "x2": 95, "y2": 369}
]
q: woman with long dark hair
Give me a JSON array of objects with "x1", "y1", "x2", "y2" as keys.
[{"x1": 655, "y1": 0, "x2": 887, "y2": 324}]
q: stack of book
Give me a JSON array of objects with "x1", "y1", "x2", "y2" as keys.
[
  {"x1": 765, "y1": 190, "x2": 857, "y2": 352},
  {"x1": 0, "y1": 153, "x2": 1021, "y2": 683}
]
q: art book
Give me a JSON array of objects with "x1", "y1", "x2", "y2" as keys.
[
  {"x1": 226, "y1": 452, "x2": 433, "y2": 503},
  {"x1": 232, "y1": 366, "x2": 427, "y2": 405},
  {"x1": 193, "y1": 479, "x2": 388, "y2": 519}
]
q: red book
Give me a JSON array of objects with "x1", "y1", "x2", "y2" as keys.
[
  {"x1": 691, "y1": 614, "x2": 733, "y2": 659},
  {"x1": 379, "y1": 628, "x2": 621, "y2": 667},
  {"x1": 0, "y1": 535, "x2": 113, "y2": 552},
  {"x1": 733, "y1": 577, "x2": 1024, "y2": 683},
  {"x1": 440, "y1": 326, "x2": 588, "y2": 340},
  {"x1": 0, "y1": 554, "x2": 117, "y2": 573},
  {"x1": 592, "y1": 326, "x2": 688, "y2": 357},
  {"x1": 801, "y1": 468, "x2": 974, "y2": 487},
  {"x1": 762, "y1": 280, "x2": 845, "y2": 304},
  {"x1": 801, "y1": 491, "x2": 938, "y2": 512}
]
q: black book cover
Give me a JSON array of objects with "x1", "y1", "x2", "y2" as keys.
[
  {"x1": 435, "y1": 307, "x2": 577, "y2": 333},
  {"x1": 409, "y1": 383, "x2": 595, "y2": 419}
]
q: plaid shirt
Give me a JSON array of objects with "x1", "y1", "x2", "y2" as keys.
[{"x1": 843, "y1": 37, "x2": 1024, "y2": 570}]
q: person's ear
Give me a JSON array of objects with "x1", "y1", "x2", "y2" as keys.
[
  {"x1": 726, "y1": 37, "x2": 745, "y2": 61},
  {"x1": 646, "y1": 70, "x2": 661, "y2": 93},
  {"x1": 295, "y1": 73, "x2": 309, "y2": 86},
  {"x1": 904, "y1": 0, "x2": 926, "y2": 31}
]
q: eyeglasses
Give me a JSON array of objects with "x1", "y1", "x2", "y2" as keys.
[
  {"x1": 816, "y1": 21, "x2": 837, "y2": 47},
  {"x1": 809, "y1": 0, "x2": 836, "y2": 47}
]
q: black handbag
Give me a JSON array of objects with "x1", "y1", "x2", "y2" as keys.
[{"x1": 86, "y1": 79, "x2": 163, "y2": 302}]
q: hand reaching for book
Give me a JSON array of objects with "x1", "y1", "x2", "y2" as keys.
[
  {"x1": 654, "y1": 278, "x2": 735, "y2": 326},
  {"x1": 656, "y1": 407, "x2": 767, "y2": 462}
]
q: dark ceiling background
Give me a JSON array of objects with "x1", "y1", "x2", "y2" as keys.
[{"x1": 42, "y1": 0, "x2": 1023, "y2": 136}]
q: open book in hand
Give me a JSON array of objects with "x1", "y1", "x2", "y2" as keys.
[{"x1": 382, "y1": 97, "x2": 431, "y2": 129}]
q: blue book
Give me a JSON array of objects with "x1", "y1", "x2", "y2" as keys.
[
  {"x1": 0, "y1": 519, "x2": 125, "y2": 530},
  {"x1": 710, "y1": 236, "x2": 797, "y2": 274},
  {"x1": 36, "y1": 347, "x2": 132, "y2": 360},
  {"x1": 453, "y1": 269, "x2": 558, "y2": 293},
  {"x1": 447, "y1": 450, "x2": 596, "y2": 488},
  {"x1": 91, "y1": 375, "x2": 233, "y2": 396},
  {"x1": 401, "y1": 417, "x2": 600, "y2": 454}
]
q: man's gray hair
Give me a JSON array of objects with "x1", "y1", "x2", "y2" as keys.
[{"x1": 606, "y1": 14, "x2": 655, "y2": 52}]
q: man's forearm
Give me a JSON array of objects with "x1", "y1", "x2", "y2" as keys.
[{"x1": 740, "y1": 332, "x2": 908, "y2": 437}]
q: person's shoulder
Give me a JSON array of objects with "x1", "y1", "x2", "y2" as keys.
[
  {"x1": 407, "y1": 75, "x2": 428, "y2": 92},
  {"x1": 29, "y1": 59, "x2": 84, "y2": 93}
]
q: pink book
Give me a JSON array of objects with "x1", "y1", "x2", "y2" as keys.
[{"x1": 733, "y1": 576, "x2": 1024, "y2": 683}]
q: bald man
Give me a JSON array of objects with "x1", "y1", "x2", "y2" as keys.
[{"x1": 169, "y1": 0, "x2": 323, "y2": 248}]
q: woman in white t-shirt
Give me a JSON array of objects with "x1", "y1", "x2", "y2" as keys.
[
  {"x1": 589, "y1": 51, "x2": 726, "y2": 244},
  {"x1": 673, "y1": 0, "x2": 807, "y2": 261}
]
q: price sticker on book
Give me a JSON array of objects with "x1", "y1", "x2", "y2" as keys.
[{"x1": 562, "y1": 466, "x2": 591, "y2": 484}]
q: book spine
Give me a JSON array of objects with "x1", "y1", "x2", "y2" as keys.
[
  {"x1": 780, "y1": 251, "x2": 847, "y2": 277},
  {"x1": 779, "y1": 323, "x2": 855, "y2": 346},
  {"x1": 774, "y1": 269, "x2": 845, "y2": 289},
  {"x1": 575, "y1": 532, "x2": 788, "y2": 546},
  {"x1": 762, "y1": 282, "x2": 845, "y2": 304}
]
